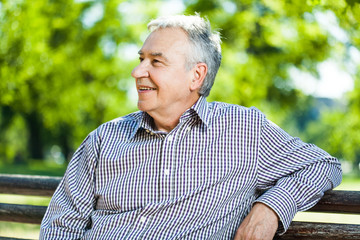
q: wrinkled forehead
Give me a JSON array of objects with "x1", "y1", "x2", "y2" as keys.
[{"x1": 139, "y1": 27, "x2": 191, "y2": 58}]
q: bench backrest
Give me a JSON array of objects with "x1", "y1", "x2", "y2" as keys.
[{"x1": 0, "y1": 174, "x2": 359, "y2": 239}]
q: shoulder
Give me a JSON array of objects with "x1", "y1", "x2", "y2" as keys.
[
  {"x1": 208, "y1": 101, "x2": 266, "y2": 120},
  {"x1": 91, "y1": 111, "x2": 142, "y2": 139},
  {"x1": 105, "y1": 111, "x2": 142, "y2": 125}
]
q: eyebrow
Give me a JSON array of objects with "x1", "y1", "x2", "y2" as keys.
[{"x1": 138, "y1": 50, "x2": 169, "y2": 61}]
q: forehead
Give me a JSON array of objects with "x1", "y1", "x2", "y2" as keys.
[{"x1": 139, "y1": 28, "x2": 190, "y2": 57}]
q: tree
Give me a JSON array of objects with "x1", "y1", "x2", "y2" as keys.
[
  {"x1": 0, "y1": 0, "x2": 359, "y2": 174},
  {"x1": 294, "y1": 0, "x2": 360, "y2": 174},
  {"x1": 0, "y1": 0, "x2": 142, "y2": 162}
]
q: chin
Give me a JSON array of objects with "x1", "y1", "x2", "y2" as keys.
[{"x1": 137, "y1": 102, "x2": 150, "y2": 112}]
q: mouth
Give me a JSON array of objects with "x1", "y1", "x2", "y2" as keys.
[
  {"x1": 139, "y1": 87, "x2": 157, "y2": 90},
  {"x1": 138, "y1": 86, "x2": 157, "y2": 92}
]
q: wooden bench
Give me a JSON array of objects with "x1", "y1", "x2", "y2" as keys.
[{"x1": 0, "y1": 174, "x2": 359, "y2": 239}]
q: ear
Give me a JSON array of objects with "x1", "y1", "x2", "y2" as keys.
[{"x1": 190, "y1": 62, "x2": 208, "y2": 92}]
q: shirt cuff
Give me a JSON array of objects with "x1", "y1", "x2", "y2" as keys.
[{"x1": 254, "y1": 186, "x2": 297, "y2": 235}]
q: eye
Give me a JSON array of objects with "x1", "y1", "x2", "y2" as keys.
[
  {"x1": 152, "y1": 59, "x2": 162, "y2": 65},
  {"x1": 139, "y1": 57, "x2": 144, "y2": 62}
]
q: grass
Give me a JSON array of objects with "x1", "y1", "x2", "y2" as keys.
[
  {"x1": 0, "y1": 160, "x2": 67, "y2": 177},
  {"x1": 0, "y1": 222, "x2": 40, "y2": 239},
  {"x1": 0, "y1": 173, "x2": 359, "y2": 239}
]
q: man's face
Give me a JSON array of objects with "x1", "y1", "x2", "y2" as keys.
[{"x1": 131, "y1": 27, "x2": 198, "y2": 118}]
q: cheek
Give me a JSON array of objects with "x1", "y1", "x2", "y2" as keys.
[{"x1": 154, "y1": 69, "x2": 191, "y2": 93}]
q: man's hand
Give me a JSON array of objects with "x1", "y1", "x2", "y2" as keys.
[{"x1": 234, "y1": 203, "x2": 279, "y2": 240}]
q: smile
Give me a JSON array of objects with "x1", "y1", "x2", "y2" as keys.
[
  {"x1": 139, "y1": 87, "x2": 157, "y2": 90},
  {"x1": 138, "y1": 86, "x2": 157, "y2": 92}
]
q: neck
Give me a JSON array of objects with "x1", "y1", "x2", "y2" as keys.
[
  {"x1": 153, "y1": 114, "x2": 181, "y2": 133},
  {"x1": 149, "y1": 96, "x2": 200, "y2": 133}
]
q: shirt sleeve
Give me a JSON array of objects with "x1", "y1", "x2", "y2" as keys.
[
  {"x1": 254, "y1": 117, "x2": 342, "y2": 234},
  {"x1": 39, "y1": 130, "x2": 99, "y2": 239}
]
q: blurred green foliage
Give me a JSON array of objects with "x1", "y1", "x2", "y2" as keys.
[{"x1": 0, "y1": 0, "x2": 359, "y2": 175}]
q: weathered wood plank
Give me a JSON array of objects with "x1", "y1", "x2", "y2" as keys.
[
  {"x1": 0, "y1": 174, "x2": 61, "y2": 196},
  {"x1": 0, "y1": 238, "x2": 32, "y2": 240},
  {"x1": 276, "y1": 222, "x2": 360, "y2": 239},
  {"x1": 1, "y1": 174, "x2": 360, "y2": 214},
  {"x1": 310, "y1": 190, "x2": 360, "y2": 214},
  {"x1": 0, "y1": 203, "x2": 46, "y2": 224}
]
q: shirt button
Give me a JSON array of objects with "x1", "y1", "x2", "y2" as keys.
[
  {"x1": 140, "y1": 216, "x2": 146, "y2": 223},
  {"x1": 186, "y1": 126, "x2": 191, "y2": 132},
  {"x1": 167, "y1": 135, "x2": 173, "y2": 141},
  {"x1": 164, "y1": 169, "x2": 170, "y2": 176}
]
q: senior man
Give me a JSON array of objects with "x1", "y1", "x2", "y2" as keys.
[{"x1": 40, "y1": 15, "x2": 342, "y2": 239}]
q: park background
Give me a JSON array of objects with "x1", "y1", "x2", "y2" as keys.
[{"x1": 0, "y1": 0, "x2": 359, "y2": 238}]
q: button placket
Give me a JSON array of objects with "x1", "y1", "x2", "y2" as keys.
[
  {"x1": 160, "y1": 132, "x2": 178, "y2": 199},
  {"x1": 140, "y1": 216, "x2": 147, "y2": 223},
  {"x1": 167, "y1": 135, "x2": 174, "y2": 142},
  {"x1": 159, "y1": 137, "x2": 172, "y2": 200}
]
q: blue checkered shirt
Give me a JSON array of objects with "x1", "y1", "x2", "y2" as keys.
[{"x1": 40, "y1": 96, "x2": 342, "y2": 239}]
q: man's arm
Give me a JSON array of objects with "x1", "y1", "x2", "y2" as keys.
[
  {"x1": 39, "y1": 131, "x2": 99, "y2": 239},
  {"x1": 236, "y1": 115, "x2": 342, "y2": 239},
  {"x1": 234, "y1": 203, "x2": 278, "y2": 240}
]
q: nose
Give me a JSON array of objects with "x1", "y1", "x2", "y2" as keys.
[{"x1": 131, "y1": 61, "x2": 149, "y2": 79}]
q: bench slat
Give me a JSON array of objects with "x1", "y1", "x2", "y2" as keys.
[
  {"x1": 1, "y1": 202, "x2": 359, "y2": 240},
  {"x1": 2, "y1": 175, "x2": 360, "y2": 213},
  {"x1": 0, "y1": 238, "x2": 32, "y2": 240},
  {"x1": 0, "y1": 174, "x2": 61, "y2": 197},
  {"x1": 309, "y1": 190, "x2": 360, "y2": 214},
  {"x1": 0, "y1": 203, "x2": 46, "y2": 224},
  {"x1": 276, "y1": 222, "x2": 360, "y2": 239}
]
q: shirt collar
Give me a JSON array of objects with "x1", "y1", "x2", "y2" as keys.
[
  {"x1": 128, "y1": 112, "x2": 149, "y2": 140},
  {"x1": 183, "y1": 96, "x2": 210, "y2": 128},
  {"x1": 129, "y1": 96, "x2": 210, "y2": 140}
]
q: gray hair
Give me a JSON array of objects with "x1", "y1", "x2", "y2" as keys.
[{"x1": 147, "y1": 14, "x2": 222, "y2": 97}]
